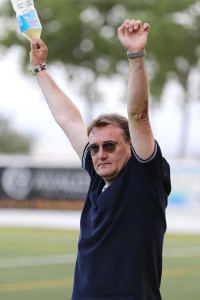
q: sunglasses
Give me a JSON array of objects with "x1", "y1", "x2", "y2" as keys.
[{"x1": 89, "y1": 139, "x2": 128, "y2": 156}]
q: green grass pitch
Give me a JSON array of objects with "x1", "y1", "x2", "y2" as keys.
[{"x1": 0, "y1": 227, "x2": 200, "y2": 300}]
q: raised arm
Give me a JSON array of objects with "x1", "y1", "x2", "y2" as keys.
[
  {"x1": 30, "y1": 38, "x2": 88, "y2": 160},
  {"x1": 118, "y1": 19, "x2": 155, "y2": 160}
]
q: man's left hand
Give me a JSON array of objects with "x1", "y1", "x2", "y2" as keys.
[{"x1": 118, "y1": 19, "x2": 150, "y2": 53}]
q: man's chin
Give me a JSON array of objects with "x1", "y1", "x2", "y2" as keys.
[
  {"x1": 95, "y1": 164, "x2": 116, "y2": 180},
  {"x1": 97, "y1": 170, "x2": 115, "y2": 181}
]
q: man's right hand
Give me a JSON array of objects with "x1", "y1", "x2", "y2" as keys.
[
  {"x1": 29, "y1": 38, "x2": 88, "y2": 161},
  {"x1": 30, "y1": 38, "x2": 48, "y2": 68}
]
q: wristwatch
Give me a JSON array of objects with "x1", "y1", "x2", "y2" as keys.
[{"x1": 127, "y1": 49, "x2": 146, "y2": 59}]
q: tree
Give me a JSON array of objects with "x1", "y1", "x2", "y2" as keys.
[
  {"x1": 0, "y1": 0, "x2": 200, "y2": 156},
  {"x1": 0, "y1": 115, "x2": 32, "y2": 153}
]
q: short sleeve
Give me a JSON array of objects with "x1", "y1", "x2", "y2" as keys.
[
  {"x1": 131, "y1": 141, "x2": 171, "y2": 196},
  {"x1": 131, "y1": 140, "x2": 158, "y2": 164}
]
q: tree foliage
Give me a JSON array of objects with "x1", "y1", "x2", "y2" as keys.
[
  {"x1": 0, "y1": 0, "x2": 199, "y2": 99},
  {"x1": 0, "y1": 0, "x2": 200, "y2": 156},
  {"x1": 0, "y1": 115, "x2": 32, "y2": 153}
]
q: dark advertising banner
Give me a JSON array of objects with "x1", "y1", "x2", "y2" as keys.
[{"x1": 0, "y1": 167, "x2": 90, "y2": 200}]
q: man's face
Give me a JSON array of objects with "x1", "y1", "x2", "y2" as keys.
[{"x1": 88, "y1": 124, "x2": 131, "y2": 185}]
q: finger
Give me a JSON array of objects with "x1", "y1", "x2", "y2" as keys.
[
  {"x1": 118, "y1": 24, "x2": 125, "y2": 39},
  {"x1": 118, "y1": 21, "x2": 128, "y2": 38},
  {"x1": 118, "y1": 23, "x2": 125, "y2": 32},
  {"x1": 133, "y1": 20, "x2": 142, "y2": 30},
  {"x1": 129, "y1": 19, "x2": 136, "y2": 32},
  {"x1": 129, "y1": 19, "x2": 142, "y2": 31},
  {"x1": 30, "y1": 38, "x2": 38, "y2": 51},
  {"x1": 124, "y1": 19, "x2": 131, "y2": 29},
  {"x1": 143, "y1": 23, "x2": 150, "y2": 31}
]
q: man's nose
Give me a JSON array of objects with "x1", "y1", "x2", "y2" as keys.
[{"x1": 98, "y1": 146, "x2": 107, "y2": 158}]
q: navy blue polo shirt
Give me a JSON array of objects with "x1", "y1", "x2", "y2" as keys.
[{"x1": 71, "y1": 141, "x2": 171, "y2": 300}]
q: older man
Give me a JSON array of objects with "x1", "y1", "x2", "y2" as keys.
[{"x1": 30, "y1": 19, "x2": 171, "y2": 300}]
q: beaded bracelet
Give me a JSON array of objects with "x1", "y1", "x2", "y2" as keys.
[{"x1": 30, "y1": 63, "x2": 47, "y2": 75}]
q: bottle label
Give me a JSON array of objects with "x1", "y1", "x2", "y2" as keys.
[{"x1": 17, "y1": 11, "x2": 41, "y2": 32}]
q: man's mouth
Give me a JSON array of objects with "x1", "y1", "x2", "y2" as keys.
[{"x1": 98, "y1": 162, "x2": 110, "y2": 167}]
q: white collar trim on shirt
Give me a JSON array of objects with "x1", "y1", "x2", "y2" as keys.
[{"x1": 102, "y1": 184, "x2": 108, "y2": 192}]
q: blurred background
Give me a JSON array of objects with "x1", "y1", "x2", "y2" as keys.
[{"x1": 0, "y1": 0, "x2": 200, "y2": 299}]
